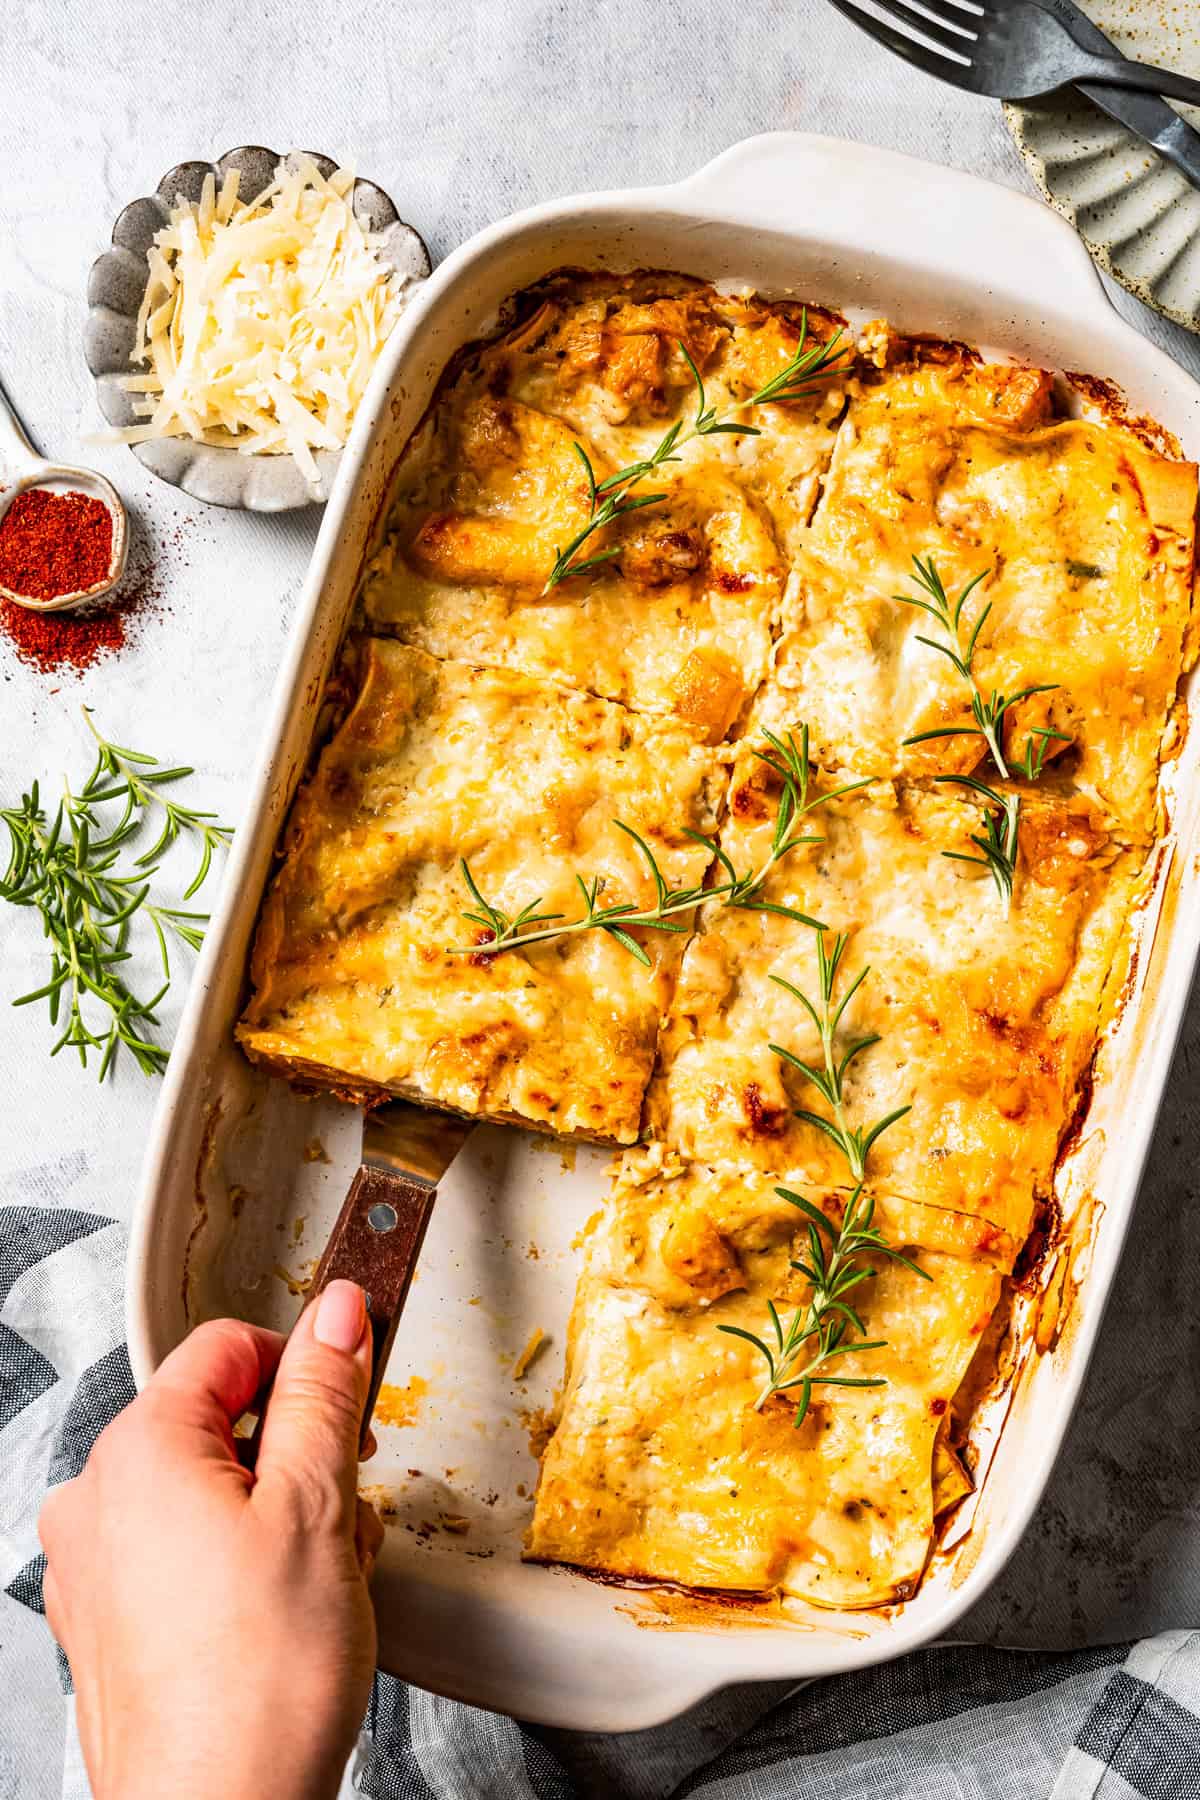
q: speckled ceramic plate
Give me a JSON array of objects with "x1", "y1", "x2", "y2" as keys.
[
  {"x1": 1005, "y1": 2, "x2": 1200, "y2": 335},
  {"x1": 85, "y1": 147, "x2": 432, "y2": 511}
]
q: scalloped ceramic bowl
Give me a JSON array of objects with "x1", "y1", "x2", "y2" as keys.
[
  {"x1": 84, "y1": 147, "x2": 432, "y2": 511},
  {"x1": 1005, "y1": 1, "x2": 1200, "y2": 337}
]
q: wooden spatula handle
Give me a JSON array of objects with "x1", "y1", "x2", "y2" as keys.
[
  {"x1": 311, "y1": 1163, "x2": 437, "y2": 1440},
  {"x1": 241, "y1": 1165, "x2": 436, "y2": 1466}
]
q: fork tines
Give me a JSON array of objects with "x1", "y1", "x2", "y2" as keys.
[{"x1": 827, "y1": 0, "x2": 981, "y2": 78}]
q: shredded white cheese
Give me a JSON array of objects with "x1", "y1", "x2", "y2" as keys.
[{"x1": 105, "y1": 158, "x2": 404, "y2": 476}]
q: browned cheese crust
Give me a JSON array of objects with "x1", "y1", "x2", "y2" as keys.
[{"x1": 237, "y1": 276, "x2": 1197, "y2": 1607}]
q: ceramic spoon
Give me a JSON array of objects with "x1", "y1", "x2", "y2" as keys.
[{"x1": 0, "y1": 377, "x2": 128, "y2": 611}]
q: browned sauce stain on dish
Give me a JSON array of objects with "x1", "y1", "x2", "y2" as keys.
[
  {"x1": 374, "y1": 1376, "x2": 429, "y2": 1428},
  {"x1": 1131, "y1": 843, "x2": 1182, "y2": 1035},
  {"x1": 540, "y1": 1560, "x2": 776, "y2": 1607},
  {"x1": 1041, "y1": 1193, "x2": 1106, "y2": 1364},
  {"x1": 1011, "y1": 1194, "x2": 1062, "y2": 1295},
  {"x1": 945, "y1": 1507, "x2": 988, "y2": 1594},
  {"x1": 616, "y1": 1595, "x2": 791, "y2": 1634},
  {"x1": 542, "y1": 1564, "x2": 865, "y2": 1635}
]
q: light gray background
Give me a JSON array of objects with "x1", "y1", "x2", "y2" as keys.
[{"x1": 4, "y1": 2, "x2": 1200, "y2": 1793}]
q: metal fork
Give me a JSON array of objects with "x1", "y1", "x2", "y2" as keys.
[{"x1": 826, "y1": 0, "x2": 1200, "y2": 108}]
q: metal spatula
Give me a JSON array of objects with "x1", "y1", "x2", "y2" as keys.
[{"x1": 245, "y1": 1102, "x2": 473, "y2": 1460}]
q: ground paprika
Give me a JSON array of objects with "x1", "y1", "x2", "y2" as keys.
[
  {"x1": 0, "y1": 487, "x2": 113, "y2": 602},
  {"x1": 0, "y1": 592, "x2": 128, "y2": 674}
]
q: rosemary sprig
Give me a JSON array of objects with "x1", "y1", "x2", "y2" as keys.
[
  {"x1": 451, "y1": 727, "x2": 865, "y2": 959},
  {"x1": 1, "y1": 716, "x2": 232, "y2": 1079},
  {"x1": 544, "y1": 317, "x2": 849, "y2": 591},
  {"x1": 894, "y1": 556, "x2": 1066, "y2": 779},
  {"x1": 1010, "y1": 724, "x2": 1065, "y2": 783},
  {"x1": 721, "y1": 934, "x2": 921, "y2": 1422},
  {"x1": 456, "y1": 823, "x2": 710, "y2": 966},
  {"x1": 83, "y1": 707, "x2": 233, "y2": 899},
  {"x1": 895, "y1": 555, "x2": 1070, "y2": 914},
  {"x1": 720, "y1": 1182, "x2": 929, "y2": 1423},
  {"x1": 935, "y1": 772, "x2": 1020, "y2": 908},
  {"x1": 704, "y1": 727, "x2": 870, "y2": 917},
  {"x1": 768, "y1": 932, "x2": 911, "y2": 1183}
]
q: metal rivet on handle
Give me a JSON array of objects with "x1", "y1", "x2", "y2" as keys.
[{"x1": 367, "y1": 1201, "x2": 398, "y2": 1233}]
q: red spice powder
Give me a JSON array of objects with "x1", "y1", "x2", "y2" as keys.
[
  {"x1": 0, "y1": 488, "x2": 114, "y2": 602},
  {"x1": 0, "y1": 591, "x2": 128, "y2": 674},
  {"x1": 0, "y1": 528, "x2": 166, "y2": 678}
]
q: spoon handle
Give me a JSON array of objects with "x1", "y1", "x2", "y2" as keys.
[{"x1": 0, "y1": 377, "x2": 47, "y2": 480}]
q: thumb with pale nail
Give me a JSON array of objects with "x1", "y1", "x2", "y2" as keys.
[{"x1": 253, "y1": 1280, "x2": 373, "y2": 1524}]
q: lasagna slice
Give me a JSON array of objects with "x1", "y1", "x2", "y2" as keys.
[
  {"x1": 760, "y1": 346, "x2": 1197, "y2": 831},
  {"x1": 646, "y1": 742, "x2": 1138, "y2": 1233},
  {"x1": 237, "y1": 640, "x2": 724, "y2": 1143},
  {"x1": 528, "y1": 1151, "x2": 1006, "y2": 1606},
  {"x1": 361, "y1": 278, "x2": 849, "y2": 739}
]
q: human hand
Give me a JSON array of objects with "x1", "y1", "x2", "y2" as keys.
[{"x1": 39, "y1": 1281, "x2": 383, "y2": 1800}]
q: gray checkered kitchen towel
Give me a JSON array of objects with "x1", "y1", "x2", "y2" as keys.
[{"x1": 6, "y1": 945, "x2": 1200, "y2": 1800}]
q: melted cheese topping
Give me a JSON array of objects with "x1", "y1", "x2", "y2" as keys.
[
  {"x1": 361, "y1": 277, "x2": 846, "y2": 736},
  {"x1": 647, "y1": 753, "x2": 1137, "y2": 1238},
  {"x1": 763, "y1": 359, "x2": 1197, "y2": 832},
  {"x1": 528, "y1": 1153, "x2": 1002, "y2": 1604},
  {"x1": 237, "y1": 641, "x2": 724, "y2": 1142},
  {"x1": 240, "y1": 278, "x2": 1196, "y2": 1612}
]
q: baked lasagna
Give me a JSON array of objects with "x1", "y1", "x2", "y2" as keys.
[
  {"x1": 238, "y1": 273, "x2": 1197, "y2": 1611},
  {"x1": 237, "y1": 639, "x2": 723, "y2": 1143}
]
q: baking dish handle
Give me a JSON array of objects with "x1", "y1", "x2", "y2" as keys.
[{"x1": 671, "y1": 132, "x2": 1113, "y2": 327}]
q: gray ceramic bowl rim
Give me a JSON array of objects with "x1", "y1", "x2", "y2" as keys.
[
  {"x1": 84, "y1": 147, "x2": 432, "y2": 512},
  {"x1": 1004, "y1": 101, "x2": 1200, "y2": 340}
]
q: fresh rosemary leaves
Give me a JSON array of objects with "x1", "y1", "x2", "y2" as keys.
[
  {"x1": 82, "y1": 709, "x2": 231, "y2": 898},
  {"x1": 705, "y1": 727, "x2": 870, "y2": 918},
  {"x1": 720, "y1": 1181, "x2": 926, "y2": 1422},
  {"x1": 895, "y1": 555, "x2": 1068, "y2": 908},
  {"x1": 457, "y1": 823, "x2": 712, "y2": 968},
  {"x1": 0, "y1": 711, "x2": 232, "y2": 1079},
  {"x1": 451, "y1": 727, "x2": 862, "y2": 960},
  {"x1": 936, "y1": 773, "x2": 1021, "y2": 910},
  {"x1": 544, "y1": 319, "x2": 849, "y2": 591},
  {"x1": 768, "y1": 932, "x2": 910, "y2": 1184},
  {"x1": 720, "y1": 931, "x2": 922, "y2": 1423}
]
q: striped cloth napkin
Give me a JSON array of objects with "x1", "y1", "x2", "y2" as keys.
[{"x1": 3, "y1": 1183, "x2": 1200, "y2": 1799}]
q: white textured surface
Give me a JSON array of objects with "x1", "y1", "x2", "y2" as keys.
[{"x1": 4, "y1": 3, "x2": 1200, "y2": 1795}]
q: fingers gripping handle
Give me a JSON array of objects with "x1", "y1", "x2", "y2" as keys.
[{"x1": 242, "y1": 1165, "x2": 436, "y2": 1466}]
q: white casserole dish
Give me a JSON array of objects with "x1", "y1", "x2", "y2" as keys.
[{"x1": 128, "y1": 133, "x2": 1200, "y2": 1732}]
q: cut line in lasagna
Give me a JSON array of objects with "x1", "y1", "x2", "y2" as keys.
[{"x1": 238, "y1": 273, "x2": 1198, "y2": 1613}]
